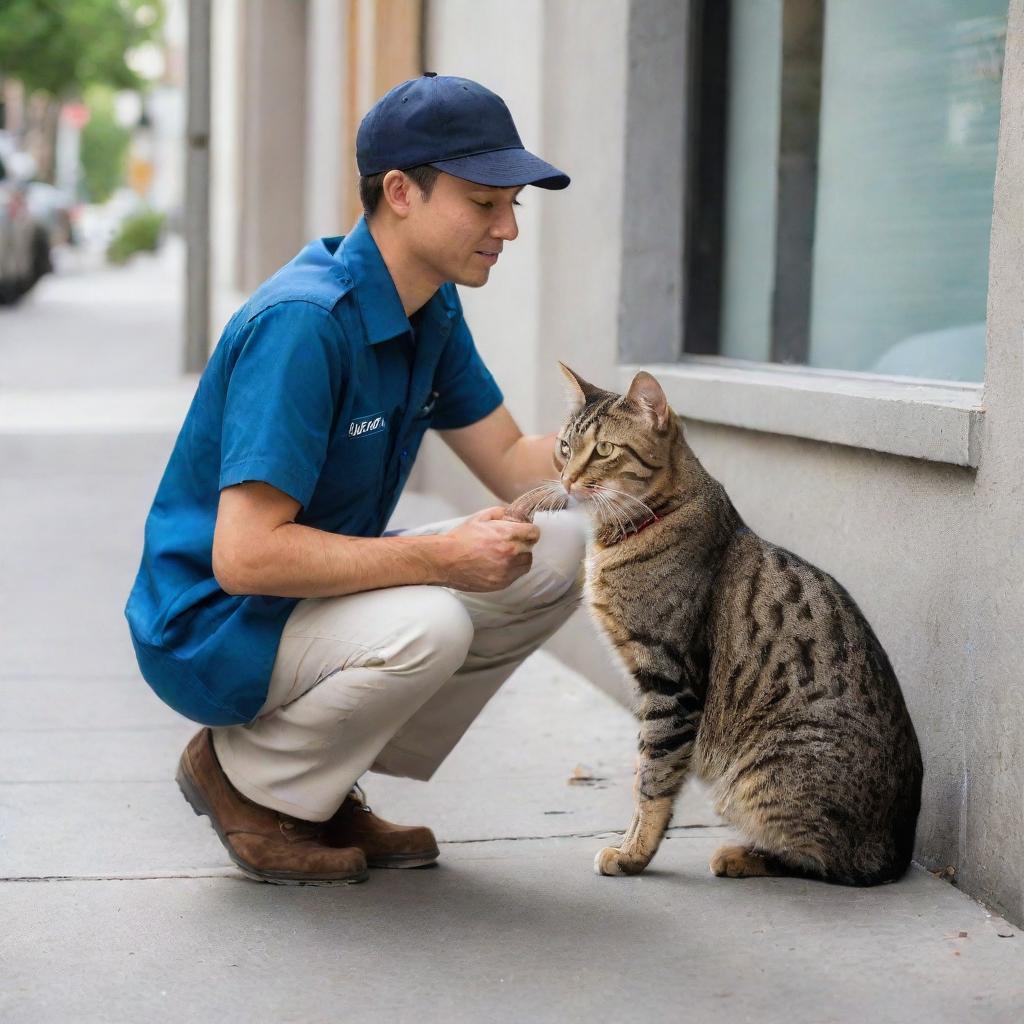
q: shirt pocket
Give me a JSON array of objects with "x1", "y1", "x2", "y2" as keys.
[{"x1": 318, "y1": 412, "x2": 390, "y2": 510}]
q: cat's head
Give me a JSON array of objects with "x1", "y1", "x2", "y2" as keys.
[{"x1": 551, "y1": 364, "x2": 690, "y2": 530}]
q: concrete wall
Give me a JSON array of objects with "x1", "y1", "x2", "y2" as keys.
[
  {"x1": 416, "y1": 0, "x2": 1024, "y2": 924},
  {"x1": 959, "y1": 0, "x2": 1024, "y2": 923},
  {"x1": 210, "y1": 0, "x2": 243, "y2": 331},
  {"x1": 409, "y1": 0, "x2": 549, "y2": 504},
  {"x1": 304, "y1": 0, "x2": 349, "y2": 241},
  {"x1": 236, "y1": 0, "x2": 309, "y2": 292},
  {"x1": 413, "y1": 0, "x2": 630, "y2": 505}
]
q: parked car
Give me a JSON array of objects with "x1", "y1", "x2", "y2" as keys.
[
  {"x1": 0, "y1": 135, "x2": 51, "y2": 304},
  {"x1": 26, "y1": 181, "x2": 79, "y2": 248}
]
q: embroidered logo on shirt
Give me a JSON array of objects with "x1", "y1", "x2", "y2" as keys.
[{"x1": 348, "y1": 412, "x2": 387, "y2": 439}]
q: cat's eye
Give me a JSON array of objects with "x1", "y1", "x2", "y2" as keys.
[
  {"x1": 596, "y1": 440, "x2": 615, "y2": 457},
  {"x1": 558, "y1": 439, "x2": 571, "y2": 457}
]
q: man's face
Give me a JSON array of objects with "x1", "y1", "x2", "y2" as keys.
[{"x1": 404, "y1": 172, "x2": 523, "y2": 288}]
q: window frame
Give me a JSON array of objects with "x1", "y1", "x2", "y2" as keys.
[{"x1": 619, "y1": 0, "x2": 991, "y2": 469}]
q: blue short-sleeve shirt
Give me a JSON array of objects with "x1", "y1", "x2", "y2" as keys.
[{"x1": 125, "y1": 217, "x2": 503, "y2": 726}]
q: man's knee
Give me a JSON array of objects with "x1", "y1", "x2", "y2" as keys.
[{"x1": 391, "y1": 586, "x2": 474, "y2": 677}]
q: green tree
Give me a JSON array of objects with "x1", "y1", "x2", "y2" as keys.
[
  {"x1": 79, "y1": 85, "x2": 129, "y2": 202},
  {"x1": 0, "y1": 0, "x2": 163, "y2": 98}
]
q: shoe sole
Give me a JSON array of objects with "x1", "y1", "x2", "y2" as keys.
[
  {"x1": 368, "y1": 852, "x2": 441, "y2": 869},
  {"x1": 175, "y1": 760, "x2": 368, "y2": 886}
]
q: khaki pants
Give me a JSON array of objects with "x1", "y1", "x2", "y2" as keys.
[{"x1": 211, "y1": 510, "x2": 587, "y2": 821}]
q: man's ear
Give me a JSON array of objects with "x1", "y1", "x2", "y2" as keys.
[
  {"x1": 558, "y1": 362, "x2": 603, "y2": 410},
  {"x1": 380, "y1": 170, "x2": 414, "y2": 218},
  {"x1": 625, "y1": 370, "x2": 670, "y2": 431}
]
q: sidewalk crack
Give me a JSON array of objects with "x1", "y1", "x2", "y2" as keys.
[{"x1": 439, "y1": 823, "x2": 723, "y2": 845}]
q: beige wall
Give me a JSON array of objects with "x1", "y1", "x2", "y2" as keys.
[
  {"x1": 413, "y1": 0, "x2": 629, "y2": 502},
  {"x1": 425, "y1": 0, "x2": 545, "y2": 433},
  {"x1": 304, "y1": 0, "x2": 349, "y2": 241},
  {"x1": 209, "y1": 0, "x2": 418, "y2": 337},
  {"x1": 236, "y1": 0, "x2": 309, "y2": 292}
]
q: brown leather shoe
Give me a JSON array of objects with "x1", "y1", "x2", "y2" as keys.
[
  {"x1": 324, "y1": 786, "x2": 440, "y2": 868},
  {"x1": 176, "y1": 728, "x2": 368, "y2": 885}
]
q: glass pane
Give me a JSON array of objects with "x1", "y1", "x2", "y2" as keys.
[
  {"x1": 807, "y1": 0, "x2": 1005, "y2": 382},
  {"x1": 719, "y1": 0, "x2": 783, "y2": 363}
]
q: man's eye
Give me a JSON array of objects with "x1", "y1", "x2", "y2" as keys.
[
  {"x1": 474, "y1": 200, "x2": 493, "y2": 209},
  {"x1": 513, "y1": 199, "x2": 523, "y2": 207},
  {"x1": 596, "y1": 441, "x2": 614, "y2": 457}
]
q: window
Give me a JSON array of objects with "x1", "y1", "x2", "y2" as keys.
[{"x1": 684, "y1": 0, "x2": 1007, "y2": 384}]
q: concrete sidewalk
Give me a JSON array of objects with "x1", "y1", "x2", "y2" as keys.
[
  {"x1": 2, "y1": 250, "x2": 1022, "y2": 1022},
  {"x1": 3, "y1": 431, "x2": 1023, "y2": 1024}
]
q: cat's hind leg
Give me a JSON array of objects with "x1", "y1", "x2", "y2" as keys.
[
  {"x1": 595, "y1": 688, "x2": 700, "y2": 876},
  {"x1": 711, "y1": 770, "x2": 836, "y2": 882},
  {"x1": 709, "y1": 844, "x2": 789, "y2": 878}
]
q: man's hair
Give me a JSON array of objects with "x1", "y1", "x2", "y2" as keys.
[{"x1": 359, "y1": 164, "x2": 441, "y2": 218}]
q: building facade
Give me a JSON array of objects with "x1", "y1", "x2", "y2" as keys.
[{"x1": 206, "y1": 0, "x2": 1024, "y2": 924}]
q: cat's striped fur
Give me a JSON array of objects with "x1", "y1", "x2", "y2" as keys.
[{"x1": 552, "y1": 366, "x2": 923, "y2": 885}]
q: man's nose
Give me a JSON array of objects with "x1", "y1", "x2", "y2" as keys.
[{"x1": 492, "y1": 207, "x2": 519, "y2": 242}]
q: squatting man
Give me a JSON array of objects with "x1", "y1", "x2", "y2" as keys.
[{"x1": 125, "y1": 73, "x2": 587, "y2": 884}]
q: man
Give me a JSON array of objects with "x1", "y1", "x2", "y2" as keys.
[{"x1": 125, "y1": 74, "x2": 586, "y2": 885}]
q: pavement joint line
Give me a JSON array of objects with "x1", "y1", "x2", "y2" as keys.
[
  {"x1": 0, "y1": 673, "x2": 143, "y2": 680},
  {"x1": 1, "y1": 725, "x2": 187, "y2": 734},
  {"x1": 0, "y1": 779, "x2": 177, "y2": 784},
  {"x1": 0, "y1": 828, "x2": 730, "y2": 884},
  {"x1": 0, "y1": 870, "x2": 242, "y2": 884},
  {"x1": 0, "y1": 774, "x2": 631, "y2": 783},
  {"x1": 438, "y1": 824, "x2": 725, "y2": 845}
]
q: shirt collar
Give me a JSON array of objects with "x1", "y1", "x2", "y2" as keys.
[{"x1": 335, "y1": 217, "x2": 415, "y2": 346}]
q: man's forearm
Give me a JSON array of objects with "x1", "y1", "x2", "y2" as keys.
[
  {"x1": 216, "y1": 522, "x2": 452, "y2": 600},
  {"x1": 496, "y1": 432, "x2": 560, "y2": 502}
]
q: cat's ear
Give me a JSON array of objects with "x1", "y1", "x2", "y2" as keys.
[
  {"x1": 625, "y1": 371, "x2": 670, "y2": 431},
  {"x1": 558, "y1": 362, "x2": 602, "y2": 409}
]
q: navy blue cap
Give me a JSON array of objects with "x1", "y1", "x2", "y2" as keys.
[{"x1": 357, "y1": 73, "x2": 570, "y2": 190}]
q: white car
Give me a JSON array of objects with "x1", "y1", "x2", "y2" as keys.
[{"x1": 0, "y1": 136, "x2": 50, "y2": 303}]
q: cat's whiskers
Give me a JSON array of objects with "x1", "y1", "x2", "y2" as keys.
[
  {"x1": 584, "y1": 488, "x2": 626, "y2": 540},
  {"x1": 593, "y1": 487, "x2": 655, "y2": 536},
  {"x1": 589, "y1": 487, "x2": 631, "y2": 542},
  {"x1": 506, "y1": 480, "x2": 569, "y2": 522},
  {"x1": 590, "y1": 484, "x2": 655, "y2": 522},
  {"x1": 511, "y1": 479, "x2": 653, "y2": 540},
  {"x1": 587, "y1": 485, "x2": 654, "y2": 539}
]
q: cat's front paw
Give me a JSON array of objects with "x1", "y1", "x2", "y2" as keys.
[
  {"x1": 595, "y1": 845, "x2": 650, "y2": 876},
  {"x1": 594, "y1": 846, "x2": 625, "y2": 876}
]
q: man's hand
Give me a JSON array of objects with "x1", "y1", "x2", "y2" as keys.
[{"x1": 438, "y1": 506, "x2": 541, "y2": 592}]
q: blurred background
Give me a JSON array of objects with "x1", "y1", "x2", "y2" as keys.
[
  {"x1": 0, "y1": 0, "x2": 182, "y2": 393},
  {"x1": 0, "y1": 0, "x2": 1006, "y2": 396}
]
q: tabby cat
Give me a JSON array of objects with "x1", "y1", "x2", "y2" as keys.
[{"x1": 514, "y1": 366, "x2": 923, "y2": 886}]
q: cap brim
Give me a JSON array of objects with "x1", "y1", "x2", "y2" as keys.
[{"x1": 429, "y1": 147, "x2": 570, "y2": 190}]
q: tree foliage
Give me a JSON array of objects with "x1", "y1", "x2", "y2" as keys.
[
  {"x1": 0, "y1": 0, "x2": 163, "y2": 98},
  {"x1": 79, "y1": 85, "x2": 129, "y2": 202}
]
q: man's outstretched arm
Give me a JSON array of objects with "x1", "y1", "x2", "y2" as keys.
[
  {"x1": 212, "y1": 481, "x2": 539, "y2": 599},
  {"x1": 437, "y1": 404, "x2": 560, "y2": 504}
]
